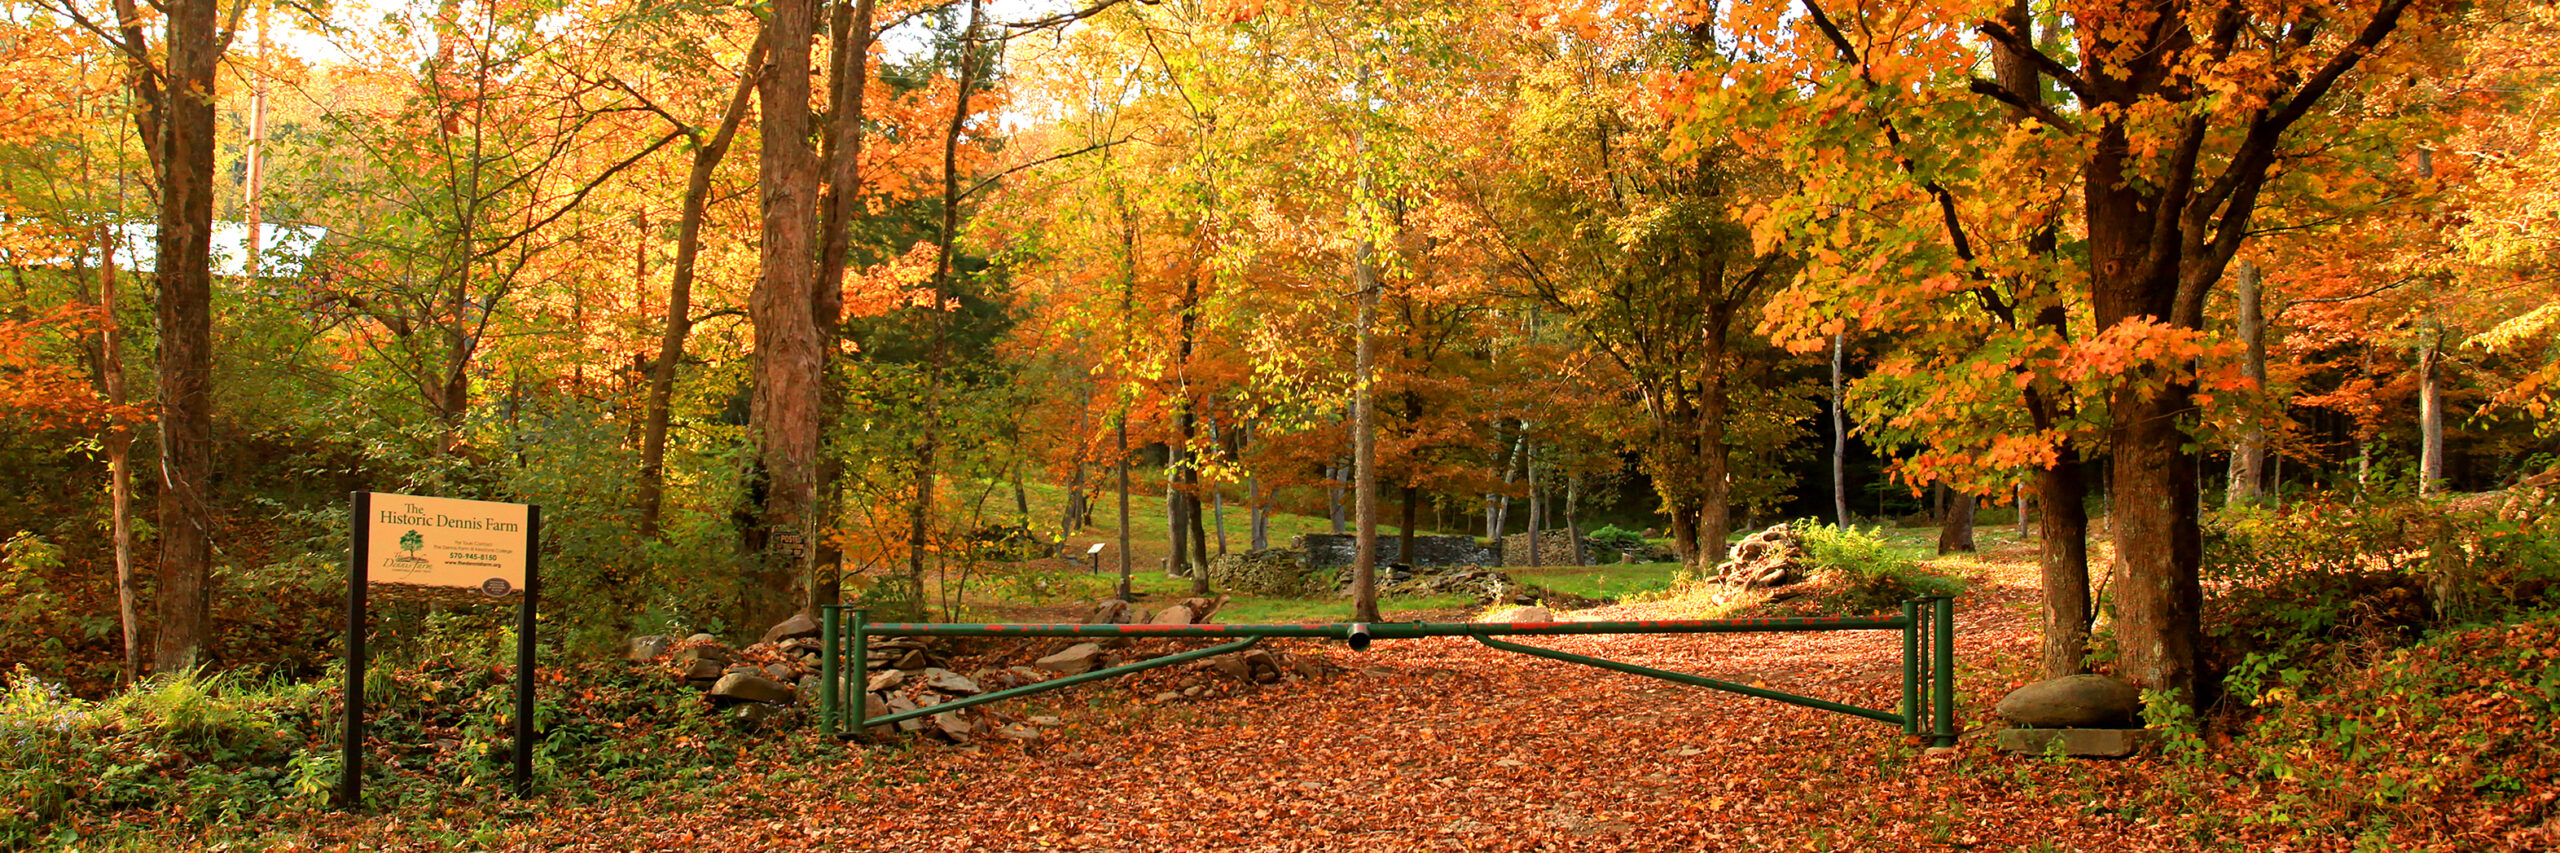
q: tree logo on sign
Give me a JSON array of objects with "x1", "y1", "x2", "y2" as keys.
[{"x1": 399, "y1": 530, "x2": 424, "y2": 557}]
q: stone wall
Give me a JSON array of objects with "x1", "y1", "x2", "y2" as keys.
[{"x1": 1289, "y1": 533, "x2": 1495, "y2": 569}]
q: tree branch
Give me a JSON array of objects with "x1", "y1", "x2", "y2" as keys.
[{"x1": 1974, "y1": 19, "x2": 2089, "y2": 101}]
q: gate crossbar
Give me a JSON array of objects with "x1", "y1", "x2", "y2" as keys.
[{"x1": 819, "y1": 596, "x2": 1956, "y2": 747}]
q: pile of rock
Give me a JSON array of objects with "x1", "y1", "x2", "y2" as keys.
[
  {"x1": 629, "y1": 612, "x2": 854, "y2": 725},
  {"x1": 1715, "y1": 523, "x2": 1807, "y2": 588},
  {"x1": 1208, "y1": 549, "x2": 1322, "y2": 596},
  {"x1": 1498, "y1": 530, "x2": 1583, "y2": 567},
  {"x1": 1381, "y1": 566, "x2": 1519, "y2": 602}
]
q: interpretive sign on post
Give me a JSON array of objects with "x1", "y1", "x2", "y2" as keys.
[
  {"x1": 363, "y1": 493, "x2": 530, "y2": 592},
  {"x1": 339, "y1": 491, "x2": 543, "y2": 810}
]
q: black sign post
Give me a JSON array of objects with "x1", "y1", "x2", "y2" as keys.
[
  {"x1": 338, "y1": 491, "x2": 541, "y2": 810},
  {"x1": 511, "y1": 505, "x2": 541, "y2": 798}
]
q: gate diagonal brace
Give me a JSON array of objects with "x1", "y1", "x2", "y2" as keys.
[{"x1": 1471, "y1": 634, "x2": 1904, "y2": 726}]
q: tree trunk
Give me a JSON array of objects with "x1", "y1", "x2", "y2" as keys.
[
  {"x1": 1247, "y1": 476, "x2": 1269, "y2": 551},
  {"x1": 1524, "y1": 445, "x2": 1543, "y2": 568},
  {"x1": 98, "y1": 230, "x2": 138, "y2": 681},
  {"x1": 1565, "y1": 475, "x2": 1585, "y2": 567},
  {"x1": 2035, "y1": 449, "x2": 2093, "y2": 678},
  {"x1": 1396, "y1": 484, "x2": 1418, "y2": 567},
  {"x1": 2225, "y1": 258, "x2": 2267, "y2": 504},
  {"x1": 1351, "y1": 78, "x2": 1382, "y2": 622},
  {"x1": 2419, "y1": 333, "x2": 2446, "y2": 494},
  {"x1": 146, "y1": 0, "x2": 224, "y2": 674},
  {"x1": 1936, "y1": 487, "x2": 1976, "y2": 553},
  {"x1": 902, "y1": 0, "x2": 984, "y2": 616},
  {"x1": 1165, "y1": 479, "x2": 1187, "y2": 576},
  {"x1": 640, "y1": 33, "x2": 766, "y2": 537},
  {"x1": 749, "y1": 0, "x2": 824, "y2": 628},
  {"x1": 1115, "y1": 413, "x2": 1133, "y2": 601},
  {"x1": 1831, "y1": 332, "x2": 1849, "y2": 528}
]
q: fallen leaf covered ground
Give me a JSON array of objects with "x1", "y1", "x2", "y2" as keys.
[{"x1": 247, "y1": 538, "x2": 2554, "y2": 852}]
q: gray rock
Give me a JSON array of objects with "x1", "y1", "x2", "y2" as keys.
[
  {"x1": 684, "y1": 632, "x2": 717, "y2": 645},
  {"x1": 1996, "y1": 675, "x2": 2143, "y2": 728},
  {"x1": 731, "y1": 703, "x2": 778, "y2": 725},
  {"x1": 1483, "y1": 605, "x2": 1553, "y2": 624},
  {"x1": 867, "y1": 670, "x2": 906, "y2": 692},
  {"x1": 1241, "y1": 649, "x2": 1284, "y2": 683},
  {"x1": 930, "y1": 712, "x2": 973, "y2": 740},
  {"x1": 894, "y1": 650, "x2": 929, "y2": 671},
  {"x1": 1035, "y1": 643, "x2": 1106, "y2": 675},
  {"x1": 761, "y1": 613, "x2": 820, "y2": 645},
  {"x1": 762, "y1": 664, "x2": 796, "y2": 682},
  {"x1": 920, "y1": 668, "x2": 981, "y2": 695},
  {"x1": 709, "y1": 672, "x2": 797, "y2": 705},
  {"x1": 628, "y1": 635, "x2": 674, "y2": 661},
  {"x1": 1151, "y1": 605, "x2": 1195, "y2": 625},
  {"x1": 863, "y1": 692, "x2": 892, "y2": 731}
]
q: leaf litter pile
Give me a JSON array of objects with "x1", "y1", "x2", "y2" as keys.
[{"x1": 286, "y1": 542, "x2": 2555, "y2": 852}]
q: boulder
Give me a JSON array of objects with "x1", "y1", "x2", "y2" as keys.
[
  {"x1": 894, "y1": 650, "x2": 930, "y2": 671},
  {"x1": 1996, "y1": 675, "x2": 2143, "y2": 728},
  {"x1": 1151, "y1": 605, "x2": 1195, "y2": 625},
  {"x1": 684, "y1": 632, "x2": 717, "y2": 645},
  {"x1": 628, "y1": 635, "x2": 674, "y2": 661},
  {"x1": 920, "y1": 668, "x2": 982, "y2": 696},
  {"x1": 1035, "y1": 643, "x2": 1106, "y2": 675},
  {"x1": 710, "y1": 672, "x2": 796, "y2": 705},
  {"x1": 867, "y1": 670, "x2": 906, "y2": 692},
  {"x1": 761, "y1": 613, "x2": 820, "y2": 645},
  {"x1": 761, "y1": 664, "x2": 796, "y2": 683},
  {"x1": 1483, "y1": 605, "x2": 1553, "y2": 624}
]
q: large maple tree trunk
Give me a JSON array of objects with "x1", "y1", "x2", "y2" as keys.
[
  {"x1": 1936, "y1": 487, "x2": 1975, "y2": 553},
  {"x1": 749, "y1": 0, "x2": 824, "y2": 629},
  {"x1": 2035, "y1": 441, "x2": 2093, "y2": 678},
  {"x1": 2088, "y1": 149, "x2": 2203, "y2": 701},
  {"x1": 151, "y1": 0, "x2": 223, "y2": 674}
]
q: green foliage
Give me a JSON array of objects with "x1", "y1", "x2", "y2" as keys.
[
  {"x1": 1790, "y1": 521, "x2": 1965, "y2": 613},
  {"x1": 2202, "y1": 492, "x2": 2560, "y2": 698},
  {"x1": 1583, "y1": 525, "x2": 1645, "y2": 551}
]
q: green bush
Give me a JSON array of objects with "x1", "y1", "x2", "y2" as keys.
[
  {"x1": 2202, "y1": 492, "x2": 2560, "y2": 705},
  {"x1": 1791, "y1": 520, "x2": 1964, "y2": 613},
  {"x1": 1585, "y1": 525, "x2": 1645, "y2": 551}
]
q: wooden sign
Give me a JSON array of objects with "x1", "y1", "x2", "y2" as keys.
[{"x1": 362, "y1": 492, "x2": 530, "y2": 593}]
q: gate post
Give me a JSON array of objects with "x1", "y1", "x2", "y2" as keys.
[
  {"x1": 1931, "y1": 596, "x2": 1956, "y2": 748},
  {"x1": 846, "y1": 608, "x2": 868, "y2": 738},
  {"x1": 1902, "y1": 598, "x2": 1920, "y2": 736},
  {"x1": 820, "y1": 605, "x2": 841, "y2": 738}
]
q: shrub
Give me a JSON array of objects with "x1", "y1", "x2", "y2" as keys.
[
  {"x1": 1791, "y1": 521, "x2": 1964, "y2": 613},
  {"x1": 1585, "y1": 525, "x2": 1645, "y2": 551}
]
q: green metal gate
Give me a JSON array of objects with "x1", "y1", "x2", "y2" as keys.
[{"x1": 818, "y1": 596, "x2": 1956, "y2": 747}]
